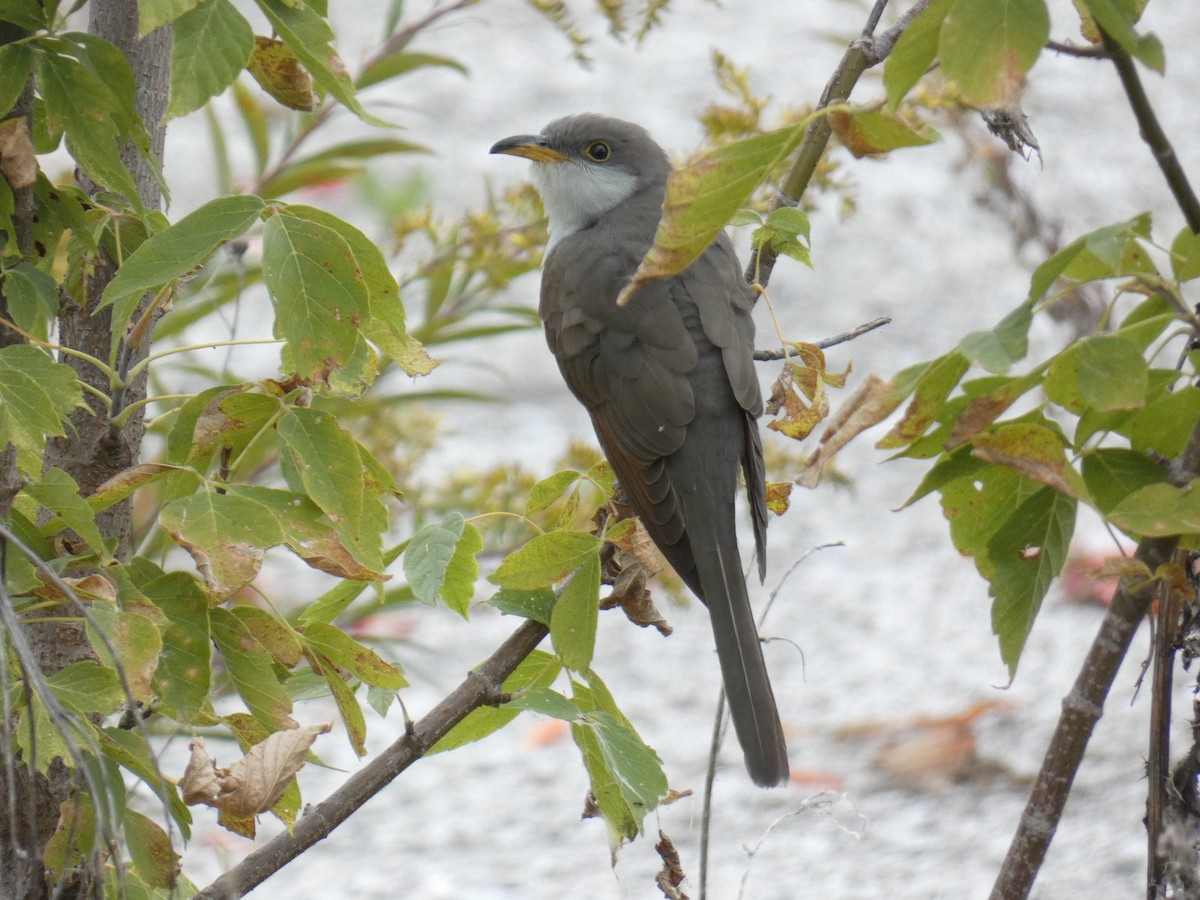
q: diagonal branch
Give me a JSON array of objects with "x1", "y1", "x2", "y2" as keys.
[
  {"x1": 193, "y1": 618, "x2": 549, "y2": 899},
  {"x1": 743, "y1": 0, "x2": 944, "y2": 289},
  {"x1": 1101, "y1": 30, "x2": 1200, "y2": 233},
  {"x1": 990, "y1": 420, "x2": 1200, "y2": 899}
]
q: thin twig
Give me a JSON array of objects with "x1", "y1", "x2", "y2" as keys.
[
  {"x1": 743, "y1": 0, "x2": 900, "y2": 289},
  {"x1": 697, "y1": 544, "x2": 842, "y2": 899},
  {"x1": 1044, "y1": 39, "x2": 1107, "y2": 59},
  {"x1": 193, "y1": 618, "x2": 549, "y2": 899},
  {"x1": 754, "y1": 315, "x2": 892, "y2": 361}
]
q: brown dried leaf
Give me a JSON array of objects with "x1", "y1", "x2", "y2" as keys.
[
  {"x1": 181, "y1": 725, "x2": 331, "y2": 822},
  {"x1": 219, "y1": 722, "x2": 331, "y2": 818},
  {"x1": 180, "y1": 740, "x2": 222, "y2": 807},
  {"x1": 654, "y1": 831, "x2": 688, "y2": 900},
  {"x1": 800, "y1": 375, "x2": 897, "y2": 488},
  {"x1": 0, "y1": 117, "x2": 37, "y2": 189}
]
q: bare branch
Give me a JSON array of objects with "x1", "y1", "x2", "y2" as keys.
[
  {"x1": 194, "y1": 618, "x2": 549, "y2": 899},
  {"x1": 754, "y1": 315, "x2": 892, "y2": 361},
  {"x1": 990, "y1": 421, "x2": 1200, "y2": 899},
  {"x1": 1101, "y1": 30, "x2": 1200, "y2": 233}
]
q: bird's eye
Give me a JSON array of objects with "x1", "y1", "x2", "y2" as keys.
[{"x1": 585, "y1": 141, "x2": 611, "y2": 162}]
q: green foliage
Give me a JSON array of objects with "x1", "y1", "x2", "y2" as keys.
[{"x1": 0, "y1": 0, "x2": 1192, "y2": 890}]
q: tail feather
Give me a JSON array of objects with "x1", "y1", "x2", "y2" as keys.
[{"x1": 689, "y1": 504, "x2": 788, "y2": 787}]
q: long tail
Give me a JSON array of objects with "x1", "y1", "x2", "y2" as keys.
[{"x1": 689, "y1": 509, "x2": 789, "y2": 787}]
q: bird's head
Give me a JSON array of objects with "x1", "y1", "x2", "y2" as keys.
[{"x1": 490, "y1": 113, "x2": 671, "y2": 249}]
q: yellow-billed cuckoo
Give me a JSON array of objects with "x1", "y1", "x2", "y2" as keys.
[{"x1": 491, "y1": 114, "x2": 789, "y2": 787}]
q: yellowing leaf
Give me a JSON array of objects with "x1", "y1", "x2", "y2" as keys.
[
  {"x1": 940, "y1": 0, "x2": 1050, "y2": 107},
  {"x1": 828, "y1": 107, "x2": 939, "y2": 158},
  {"x1": 616, "y1": 121, "x2": 808, "y2": 304},
  {"x1": 489, "y1": 531, "x2": 602, "y2": 590},
  {"x1": 248, "y1": 35, "x2": 317, "y2": 111}
]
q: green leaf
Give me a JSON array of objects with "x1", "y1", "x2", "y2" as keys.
[
  {"x1": 489, "y1": 531, "x2": 603, "y2": 589},
  {"x1": 25, "y1": 467, "x2": 108, "y2": 561},
  {"x1": 442, "y1": 522, "x2": 482, "y2": 616},
  {"x1": 140, "y1": 572, "x2": 214, "y2": 723},
  {"x1": 940, "y1": 0, "x2": 1050, "y2": 106},
  {"x1": 1170, "y1": 227, "x2": 1200, "y2": 281},
  {"x1": 551, "y1": 554, "x2": 600, "y2": 671},
  {"x1": 357, "y1": 50, "x2": 467, "y2": 90},
  {"x1": 1028, "y1": 214, "x2": 1152, "y2": 301},
  {"x1": 404, "y1": 513, "x2": 462, "y2": 604},
  {"x1": 958, "y1": 302, "x2": 1032, "y2": 373},
  {"x1": 168, "y1": 0, "x2": 255, "y2": 120},
  {"x1": 302, "y1": 622, "x2": 407, "y2": 690},
  {"x1": 161, "y1": 489, "x2": 285, "y2": 595},
  {"x1": 430, "y1": 650, "x2": 562, "y2": 754},
  {"x1": 100, "y1": 195, "x2": 265, "y2": 350},
  {"x1": 526, "y1": 470, "x2": 582, "y2": 515},
  {"x1": 400, "y1": 518, "x2": 480, "y2": 619},
  {"x1": 1077, "y1": 0, "x2": 1164, "y2": 71},
  {"x1": 138, "y1": 0, "x2": 201, "y2": 35},
  {"x1": 281, "y1": 204, "x2": 435, "y2": 377},
  {"x1": 884, "y1": 0, "x2": 954, "y2": 108},
  {"x1": 259, "y1": 138, "x2": 427, "y2": 197},
  {"x1": 46, "y1": 661, "x2": 124, "y2": 717},
  {"x1": 939, "y1": 464, "x2": 1043, "y2": 578},
  {"x1": 987, "y1": 487, "x2": 1076, "y2": 674},
  {"x1": 0, "y1": 344, "x2": 84, "y2": 456},
  {"x1": 44, "y1": 794, "x2": 98, "y2": 878},
  {"x1": 97, "y1": 727, "x2": 191, "y2": 838},
  {"x1": 233, "y1": 606, "x2": 303, "y2": 667},
  {"x1": 569, "y1": 697, "x2": 667, "y2": 840},
  {"x1": 1126, "y1": 385, "x2": 1200, "y2": 457},
  {"x1": 1045, "y1": 334, "x2": 1148, "y2": 414},
  {"x1": 123, "y1": 809, "x2": 179, "y2": 890},
  {"x1": 314, "y1": 649, "x2": 367, "y2": 756},
  {"x1": 617, "y1": 120, "x2": 808, "y2": 298},
  {"x1": 488, "y1": 587, "x2": 557, "y2": 625},
  {"x1": 210, "y1": 607, "x2": 294, "y2": 729},
  {"x1": 15, "y1": 691, "x2": 71, "y2": 772},
  {"x1": 2, "y1": 262, "x2": 60, "y2": 337},
  {"x1": 262, "y1": 209, "x2": 370, "y2": 384},
  {"x1": 0, "y1": 0, "x2": 48, "y2": 30},
  {"x1": 231, "y1": 485, "x2": 390, "y2": 582},
  {"x1": 505, "y1": 687, "x2": 581, "y2": 720},
  {"x1": 0, "y1": 47, "x2": 31, "y2": 122},
  {"x1": 1081, "y1": 447, "x2": 1168, "y2": 515},
  {"x1": 33, "y1": 37, "x2": 142, "y2": 205},
  {"x1": 1109, "y1": 483, "x2": 1200, "y2": 538},
  {"x1": 276, "y1": 408, "x2": 388, "y2": 572},
  {"x1": 87, "y1": 605, "x2": 162, "y2": 703}
]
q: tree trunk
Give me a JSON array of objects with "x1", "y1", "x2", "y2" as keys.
[{"x1": 0, "y1": 2, "x2": 170, "y2": 895}]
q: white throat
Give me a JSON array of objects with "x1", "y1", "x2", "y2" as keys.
[{"x1": 531, "y1": 161, "x2": 640, "y2": 252}]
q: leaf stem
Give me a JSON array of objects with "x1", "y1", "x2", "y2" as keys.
[
  {"x1": 0, "y1": 317, "x2": 118, "y2": 381},
  {"x1": 124, "y1": 337, "x2": 284, "y2": 384}
]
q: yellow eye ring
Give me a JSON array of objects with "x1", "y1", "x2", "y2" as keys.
[{"x1": 585, "y1": 141, "x2": 611, "y2": 162}]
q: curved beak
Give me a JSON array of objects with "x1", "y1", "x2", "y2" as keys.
[{"x1": 489, "y1": 134, "x2": 568, "y2": 163}]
